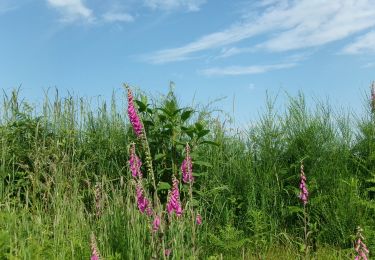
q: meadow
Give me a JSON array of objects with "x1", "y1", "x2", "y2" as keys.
[{"x1": 0, "y1": 85, "x2": 374, "y2": 259}]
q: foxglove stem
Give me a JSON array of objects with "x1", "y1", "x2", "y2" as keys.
[
  {"x1": 299, "y1": 163, "x2": 308, "y2": 205},
  {"x1": 129, "y1": 143, "x2": 143, "y2": 179},
  {"x1": 125, "y1": 85, "x2": 160, "y2": 210},
  {"x1": 181, "y1": 143, "x2": 194, "y2": 183},
  {"x1": 167, "y1": 176, "x2": 182, "y2": 217},
  {"x1": 94, "y1": 182, "x2": 102, "y2": 218},
  {"x1": 299, "y1": 162, "x2": 309, "y2": 258},
  {"x1": 127, "y1": 86, "x2": 143, "y2": 137},
  {"x1": 354, "y1": 226, "x2": 369, "y2": 260},
  {"x1": 153, "y1": 215, "x2": 161, "y2": 232},
  {"x1": 136, "y1": 182, "x2": 152, "y2": 215},
  {"x1": 90, "y1": 233, "x2": 100, "y2": 260}
]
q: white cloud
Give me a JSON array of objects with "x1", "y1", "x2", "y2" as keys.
[
  {"x1": 217, "y1": 47, "x2": 254, "y2": 59},
  {"x1": 200, "y1": 63, "x2": 296, "y2": 76},
  {"x1": 102, "y1": 12, "x2": 134, "y2": 23},
  {"x1": 47, "y1": 0, "x2": 93, "y2": 22},
  {"x1": 145, "y1": 0, "x2": 375, "y2": 63},
  {"x1": 144, "y1": 0, "x2": 206, "y2": 12},
  {"x1": 342, "y1": 30, "x2": 375, "y2": 54}
]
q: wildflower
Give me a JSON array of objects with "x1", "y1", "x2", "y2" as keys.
[
  {"x1": 167, "y1": 176, "x2": 182, "y2": 217},
  {"x1": 153, "y1": 215, "x2": 161, "y2": 232},
  {"x1": 136, "y1": 183, "x2": 151, "y2": 214},
  {"x1": 299, "y1": 162, "x2": 308, "y2": 205},
  {"x1": 145, "y1": 206, "x2": 153, "y2": 217},
  {"x1": 355, "y1": 226, "x2": 369, "y2": 260},
  {"x1": 127, "y1": 87, "x2": 143, "y2": 137},
  {"x1": 129, "y1": 143, "x2": 142, "y2": 179},
  {"x1": 196, "y1": 213, "x2": 202, "y2": 225},
  {"x1": 90, "y1": 233, "x2": 100, "y2": 260},
  {"x1": 165, "y1": 249, "x2": 172, "y2": 257},
  {"x1": 181, "y1": 143, "x2": 194, "y2": 183}
]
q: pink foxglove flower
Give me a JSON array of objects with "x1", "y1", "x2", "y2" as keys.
[
  {"x1": 90, "y1": 233, "x2": 100, "y2": 260},
  {"x1": 167, "y1": 176, "x2": 182, "y2": 217},
  {"x1": 299, "y1": 163, "x2": 308, "y2": 205},
  {"x1": 164, "y1": 249, "x2": 171, "y2": 257},
  {"x1": 196, "y1": 213, "x2": 202, "y2": 225},
  {"x1": 136, "y1": 183, "x2": 151, "y2": 214},
  {"x1": 355, "y1": 227, "x2": 369, "y2": 260},
  {"x1": 127, "y1": 87, "x2": 143, "y2": 137},
  {"x1": 153, "y1": 215, "x2": 161, "y2": 232},
  {"x1": 181, "y1": 143, "x2": 194, "y2": 183},
  {"x1": 129, "y1": 143, "x2": 142, "y2": 179}
]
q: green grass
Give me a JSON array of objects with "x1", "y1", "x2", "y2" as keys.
[{"x1": 0, "y1": 87, "x2": 374, "y2": 259}]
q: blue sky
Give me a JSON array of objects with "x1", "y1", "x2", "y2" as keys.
[{"x1": 0, "y1": 0, "x2": 374, "y2": 124}]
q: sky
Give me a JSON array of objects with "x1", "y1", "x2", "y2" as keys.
[{"x1": 0, "y1": 0, "x2": 374, "y2": 125}]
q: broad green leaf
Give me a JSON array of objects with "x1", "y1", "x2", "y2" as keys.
[
  {"x1": 198, "y1": 129, "x2": 210, "y2": 139},
  {"x1": 181, "y1": 110, "x2": 193, "y2": 122},
  {"x1": 135, "y1": 100, "x2": 147, "y2": 112},
  {"x1": 195, "y1": 122, "x2": 203, "y2": 132},
  {"x1": 157, "y1": 182, "x2": 171, "y2": 191}
]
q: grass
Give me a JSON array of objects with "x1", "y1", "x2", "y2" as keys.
[{"x1": 0, "y1": 86, "x2": 374, "y2": 259}]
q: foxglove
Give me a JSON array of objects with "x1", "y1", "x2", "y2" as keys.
[
  {"x1": 153, "y1": 215, "x2": 161, "y2": 232},
  {"x1": 136, "y1": 183, "x2": 151, "y2": 214},
  {"x1": 196, "y1": 213, "x2": 202, "y2": 225},
  {"x1": 355, "y1": 227, "x2": 369, "y2": 260},
  {"x1": 167, "y1": 176, "x2": 182, "y2": 216},
  {"x1": 181, "y1": 143, "x2": 194, "y2": 183},
  {"x1": 90, "y1": 233, "x2": 100, "y2": 260},
  {"x1": 299, "y1": 163, "x2": 308, "y2": 205},
  {"x1": 127, "y1": 87, "x2": 143, "y2": 137},
  {"x1": 129, "y1": 143, "x2": 142, "y2": 179}
]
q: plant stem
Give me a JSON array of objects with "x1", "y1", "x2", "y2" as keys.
[{"x1": 303, "y1": 203, "x2": 308, "y2": 259}]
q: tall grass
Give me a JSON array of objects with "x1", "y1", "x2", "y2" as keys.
[{"x1": 0, "y1": 87, "x2": 374, "y2": 259}]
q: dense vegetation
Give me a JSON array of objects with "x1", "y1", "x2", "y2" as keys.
[{"x1": 0, "y1": 86, "x2": 374, "y2": 259}]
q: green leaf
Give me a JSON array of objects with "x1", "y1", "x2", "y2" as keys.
[
  {"x1": 198, "y1": 129, "x2": 210, "y2": 139},
  {"x1": 135, "y1": 100, "x2": 147, "y2": 112},
  {"x1": 182, "y1": 127, "x2": 195, "y2": 139},
  {"x1": 181, "y1": 110, "x2": 193, "y2": 122},
  {"x1": 143, "y1": 120, "x2": 154, "y2": 127},
  {"x1": 157, "y1": 182, "x2": 171, "y2": 191},
  {"x1": 195, "y1": 122, "x2": 203, "y2": 132}
]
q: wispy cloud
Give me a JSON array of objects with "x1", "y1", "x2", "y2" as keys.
[
  {"x1": 145, "y1": 0, "x2": 375, "y2": 63},
  {"x1": 102, "y1": 11, "x2": 134, "y2": 23},
  {"x1": 200, "y1": 62, "x2": 296, "y2": 76},
  {"x1": 217, "y1": 46, "x2": 254, "y2": 59},
  {"x1": 0, "y1": 0, "x2": 29, "y2": 14},
  {"x1": 144, "y1": 0, "x2": 206, "y2": 12},
  {"x1": 342, "y1": 30, "x2": 375, "y2": 54},
  {"x1": 47, "y1": 0, "x2": 93, "y2": 22}
]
